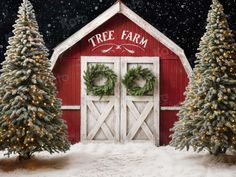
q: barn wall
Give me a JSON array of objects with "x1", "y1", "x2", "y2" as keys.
[
  {"x1": 53, "y1": 14, "x2": 189, "y2": 145},
  {"x1": 53, "y1": 58, "x2": 81, "y2": 143},
  {"x1": 160, "y1": 111, "x2": 179, "y2": 145},
  {"x1": 62, "y1": 110, "x2": 80, "y2": 144}
]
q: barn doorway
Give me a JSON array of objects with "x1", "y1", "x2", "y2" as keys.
[{"x1": 81, "y1": 56, "x2": 160, "y2": 145}]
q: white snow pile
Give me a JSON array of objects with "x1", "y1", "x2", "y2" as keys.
[{"x1": 1, "y1": 142, "x2": 236, "y2": 177}]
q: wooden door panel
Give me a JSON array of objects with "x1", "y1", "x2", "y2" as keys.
[
  {"x1": 121, "y1": 57, "x2": 160, "y2": 145},
  {"x1": 81, "y1": 56, "x2": 159, "y2": 144},
  {"x1": 81, "y1": 57, "x2": 120, "y2": 142}
]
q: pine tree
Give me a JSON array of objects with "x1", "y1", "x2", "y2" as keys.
[
  {"x1": 170, "y1": 0, "x2": 236, "y2": 155},
  {"x1": 0, "y1": 0, "x2": 70, "y2": 160}
]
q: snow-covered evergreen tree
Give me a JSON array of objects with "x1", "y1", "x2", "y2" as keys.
[
  {"x1": 170, "y1": 0, "x2": 236, "y2": 155},
  {"x1": 0, "y1": 0, "x2": 70, "y2": 159}
]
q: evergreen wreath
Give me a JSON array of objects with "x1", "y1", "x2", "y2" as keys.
[
  {"x1": 122, "y1": 66, "x2": 156, "y2": 96},
  {"x1": 84, "y1": 64, "x2": 117, "y2": 97}
]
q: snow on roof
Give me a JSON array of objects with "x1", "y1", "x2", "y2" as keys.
[{"x1": 50, "y1": 1, "x2": 192, "y2": 76}]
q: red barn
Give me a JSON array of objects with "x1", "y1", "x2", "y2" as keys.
[{"x1": 50, "y1": 1, "x2": 192, "y2": 145}]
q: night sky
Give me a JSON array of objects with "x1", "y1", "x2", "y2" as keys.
[{"x1": 0, "y1": 0, "x2": 236, "y2": 66}]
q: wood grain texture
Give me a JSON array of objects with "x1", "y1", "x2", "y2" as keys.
[
  {"x1": 121, "y1": 57, "x2": 159, "y2": 144},
  {"x1": 80, "y1": 57, "x2": 120, "y2": 142}
]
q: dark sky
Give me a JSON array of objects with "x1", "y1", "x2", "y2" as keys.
[{"x1": 0, "y1": 0, "x2": 236, "y2": 66}]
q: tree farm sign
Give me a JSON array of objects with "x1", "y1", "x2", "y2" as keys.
[{"x1": 88, "y1": 30, "x2": 148, "y2": 53}]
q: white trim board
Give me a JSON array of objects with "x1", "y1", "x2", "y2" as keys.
[
  {"x1": 50, "y1": 1, "x2": 192, "y2": 76},
  {"x1": 160, "y1": 107, "x2": 181, "y2": 111},
  {"x1": 61, "y1": 105, "x2": 81, "y2": 110},
  {"x1": 60, "y1": 105, "x2": 180, "y2": 111}
]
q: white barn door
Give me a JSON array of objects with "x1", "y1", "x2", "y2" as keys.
[
  {"x1": 81, "y1": 56, "x2": 159, "y2": 145},
  {"x1": 81, "y1": 57, "x2": 120, "y2": 142},
  {"x1": 121, "y1": 57, "x2": 160, "y2": 145}
]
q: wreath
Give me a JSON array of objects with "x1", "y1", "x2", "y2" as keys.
[
  {"x1": 122, "y1": 66, "x2": 155, "y2": 96},
  {"x1": 84, "y1": 64, "x2": 117, "y2": 97}
]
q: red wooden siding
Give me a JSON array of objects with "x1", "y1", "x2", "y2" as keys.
[
  {"x1": 160, "y1": 59, "x2": 188, "y2": 106},
  {"x1": 53, "y1": 14, "x2": 189, "y2": 145},
  {"x1": 53, "y1": 58, "x2": 80, "y2": 105},
  {"x1": 62, "y1": 110, "x2": 80, "y2": 143},
  {"x1": 53, "y1": 58, "x2": 81, "y2": 143},
  {"x1": 160, "y1": 111, "x2": 179, "y2": 145}
]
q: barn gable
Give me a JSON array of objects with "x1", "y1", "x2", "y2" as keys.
[{"x1": 50, "y1": 1, "x2": 192, "y2": 76}]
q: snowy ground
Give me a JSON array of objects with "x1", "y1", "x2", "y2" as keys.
[{"x1": 1, "y1": 143, "x2": 236, "y2": 177}]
